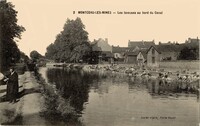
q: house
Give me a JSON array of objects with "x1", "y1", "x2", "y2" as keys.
[
  {"x1": 93, "y1": 38, "x2": 112, "y2": 52},
  {"x1": 124, "y1": 49, "x2": 147, "y2": 65},
  {"x1": 90, "y1": 38, "x2": 114, "y2": 64},
  {"x1": 157, "y1": 37, "x2": 199, "y2": 61},
  {"x1": 92, "y1": 38, "x2": 113, "y2": 63},
  {"x1": 101, "y1": 51, "x2": 114, "y2": 63},
  {"x1": 146, "y1": 46, "x2": 160, "y2": 67},
  {"x1": 185, "y1": 37, "x2": 199, "y2": 48},
  {"x1": 128, "y1": 40, "x2": 155, "y2": 49},
  {"x1": 124, "y1": 50, "x2": 139, "y2": 64},
  {"x1": 137, "y1": 49, "x2": 147, "y2": 66},
  {"x1": 90, "y1": 42, "x2": 102, "y2": 64},
  {"x1": 124, "y1": 46, "x2": 160, "y2": 67},
  {"x1": 185, "y1": 37, "x2": 199, "y2": 44},
  {"x1": 112, "y1": 46, "x2": 129, "y2": 62}
]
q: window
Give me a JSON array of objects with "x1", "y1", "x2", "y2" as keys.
[
  {"x1": 152, "y1": 57, "x2": 155, "y2": 63},
  {"x1": 152, "y1": 48, "x2": 155, "y2": 55}
]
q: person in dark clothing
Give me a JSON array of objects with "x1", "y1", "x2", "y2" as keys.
[{"x1": 5, "y1": 67, "x2": 19, "y2": 103}]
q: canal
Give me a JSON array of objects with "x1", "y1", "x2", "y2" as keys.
[{"x1": 39, "y1": 67, "x2": 199, "y2": 126}]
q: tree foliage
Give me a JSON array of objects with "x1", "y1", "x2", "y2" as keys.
[
  {"x1": 45, "y1": 17, "x2": 91, "y2": 62},
  {"x1": 30, "y1": 50, "x2": 43, "y2": 61},
  {"x1": 178, "y1": 46, "x2": 199, "y2": 60},
  {"x1": 0, "y1": 1, "x2": 25, "y2": 70},
  {"x1": 20, "y1": 51, "x2": 29, "y2": 63}
]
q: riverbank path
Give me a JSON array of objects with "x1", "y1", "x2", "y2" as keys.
[{"x1": 0, "y1": 71, "x2": 48, "y2": 125}]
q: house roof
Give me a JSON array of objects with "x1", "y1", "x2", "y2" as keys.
[
  {"x1": 146, "y1": 46, "x2": 161, "y2": 54},
  {"x1": 125, "y1": 48, "x2": 149, "y2": 59},
  {"x1": 112, "y1": 46, "x2": 130, "y2": 53},
  {"x1": 125, "y1": 50, "x2": 140, "y2": 56},
  {"x1": 155, "y1": 44, "x2": 183, "y2": 52},
  {"x1": 92, "y1": 38, "x2": 112, "y2": 52},
  {"x1": 139, "y1": 49, "x2": 148, "y2": 59},
  {"x1": 91, "y1": 42, "x2": 102, "y2": 51},
  {"x1": 128, "y1": 40, "x2": 155, "y2": 48}
]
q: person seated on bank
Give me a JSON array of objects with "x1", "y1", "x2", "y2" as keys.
[{"x1": 4, "y1": 67, "x2": 19, "y2": 103}]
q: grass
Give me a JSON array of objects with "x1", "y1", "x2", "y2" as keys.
[{"x1": 159, "y1": 60, "x2": 199, "y2": 72}]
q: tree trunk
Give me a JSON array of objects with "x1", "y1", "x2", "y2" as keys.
[{"x1": 0, "y1": 10, "x2": 3, "y2": 72}]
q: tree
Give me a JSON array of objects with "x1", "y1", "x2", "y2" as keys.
[
  {"x1": 20, "y1": 51, "x2": 29, "y2": 63},
  {"x1": 45, "y1": 17, "x2": 91, "y2": 62},
  {"x1": 30, "y1": 50, "x2": 43, "y2": 62},
  {"x1": 0, "y1": 1, "x2": 25, "y2": 71},
  {"x1": 178, "y1": 47, "x2": 199, "y2": 60}
]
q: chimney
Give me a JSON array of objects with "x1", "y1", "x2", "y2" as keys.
[{"x1": 105, "y1": 38, "x2": 108, "y2": 43}]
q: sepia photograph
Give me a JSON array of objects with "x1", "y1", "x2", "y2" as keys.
[{"x1": 0, "y1": 0, "x2": 199, "y2": 125}]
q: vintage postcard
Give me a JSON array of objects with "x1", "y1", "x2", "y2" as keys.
[{"x1": 0, "y1": 0, "x2": 199, "y2": 125}]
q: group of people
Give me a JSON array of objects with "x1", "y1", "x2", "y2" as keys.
[{"x1": 0, "y1": 67, "x2": 19, "y2": 103}]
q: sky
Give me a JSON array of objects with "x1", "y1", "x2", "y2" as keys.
[{"x1": 8, "y1": 0, "x2": 200, "y2": 56}]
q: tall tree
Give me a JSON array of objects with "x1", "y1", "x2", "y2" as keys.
[
  {"x1": 0, "y1": 1, "x2": 25, "y2": 71},
  {"x1": 30, "y1": 50, "x2": 43, "y2": 62},
  {"x1": 45, "y1": 17, "x2": 91, "y2": 62}
]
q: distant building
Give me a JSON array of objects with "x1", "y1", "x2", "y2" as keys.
[
  {"x1": 146, "y1": 46, "x2": 160, "y2": 67},
  {"x1": 185, "y1": 37, "x2": 199, "y2": 44},
  {"x1": 157, "y1": 37, "x2": 199, "y2": 61},
  {"x1": 90, "y1": 42, "x2": 102, "y2": 64},
  {"x1": 91, "y1": 38, "x2": 113, "y2": 64},
  {"x1": 124, "y1": 46, "x2": 160, "y2": 67},
  {"x1": 101, "y1": 51, "x2": 114, "y2": 63},
  {"x1": 124, "y1": 40, "x2": 156, "y2": 65},
  {"x1": 92, "y1": 38, "x2": 112, "y2": 52},
  {"x1": 124, "y1": 49, "x2": 147, "y2": 65},
  {"x1": 128, "y1": 40, "x2": 155, "y2": 49},
  {"x1": 185, "y1": 37, "x2": 199, "y2": 48},
  {"x1": 112, "y1": 46, "x2": 129, "y2": 62},
  {"x1": 124, "y1": 50, "x2": 140, "y2": 64}
]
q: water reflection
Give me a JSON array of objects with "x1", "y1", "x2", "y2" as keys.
[
  {"x1": 43, "y1": 68, "x2": 199, "y2": 126},
  {"x1": 47, "y1": 68, "x2": 98, "y2": 113},
  {"x1": 45, "y1": 68, "x2": 198, "y2": 106}
]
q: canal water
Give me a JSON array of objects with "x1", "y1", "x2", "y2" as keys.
[{"x1": 39, "y1": 67, "x2": 199, "y2": 126}]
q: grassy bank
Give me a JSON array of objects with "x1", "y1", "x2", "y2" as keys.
[{"x1": 159, "y1": 60, "x2": 199, "y2": 71}]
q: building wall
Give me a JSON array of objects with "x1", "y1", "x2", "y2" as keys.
[
  {"x1": 137, "y1": 52, "x2": 145, "y2": 66},
  {"x1": 97, "y1": 38, "x2": 112, "y2": 52},
  {"x1": 114, "y1": 53, "x2": 124, "y2": 59},
  {"x1": 136, "y1": 52, "x2": 145, "y2": 62},
  {"x1": 147, "y1": 47, "x2": 160, "y2": 67}
]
